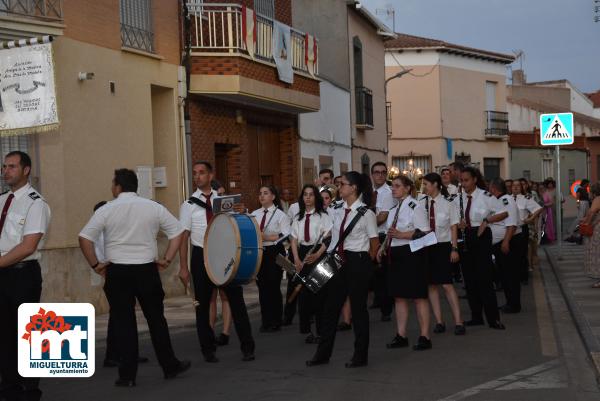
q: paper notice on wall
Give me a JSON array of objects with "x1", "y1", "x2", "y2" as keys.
[
  {"x1": 0, "y1": 43, "x2": 59, "y2": 136},
  {"x1": 272, "y1": 21, "x2": 293, "y2": 84}
]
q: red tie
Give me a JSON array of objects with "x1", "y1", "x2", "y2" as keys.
[
  {"x1": 260, "y1": 209, "x2": 268, "y2": 231},
  {"x1": 204, "y1": 193, "x2": 213, "y2": 222},
  {"x1": 372, "y1": 190, "x2": 378, "y2": 209},
  {"x1": 465, "y1": 195, "x2": 472, "y2": 228},
  {"x1": 304, "y1": 213, "x2": 311, "y2": 242},
  {"x1": 0, "y1": 194, "x2": 15, "y2": 238},
  {"x1": 338, "y1": 208, "x2": 351, "y2": 260},
  {"x1": 429, "y1": 199, "x2": 436, "y2": 231}
]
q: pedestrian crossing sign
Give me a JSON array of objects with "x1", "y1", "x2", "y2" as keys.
[{"x1": 540, "y1": 113, "x2": 574, "y2": 146}]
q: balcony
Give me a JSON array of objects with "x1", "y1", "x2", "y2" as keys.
[
  {"x1": 0, "y1": 0, "x2": 64, "y2": 41},
  {"x1": 187, "y1": 2, "x2": 317, "y2": 75},
  {"x1": 485, "y1": 110, "x2": 509, "y2": 137},
  {"x1": 356, "y1": 86, "x2": 373, "y2": 129},
  {"x1": 0, "y1": 0, "x2": 62, "y2": 21}
]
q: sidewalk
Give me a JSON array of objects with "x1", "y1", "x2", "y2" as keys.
[
  {"x1": 95, "y1": 283, "x2": 261, "y2": 343},
  {"x1": 544, "y1": 242, "x2": 600, "y2": 377}
]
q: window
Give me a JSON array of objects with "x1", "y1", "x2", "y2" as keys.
[
  {"x1": 392, "y1": 156, "x2": 432, "y2": 175},
  {"x1": 120, "y1": 0, "x2": 154, "y2": 53},
  {"x1": 319, "y1": 155, "x2": 333, "y2": 172},
  {"x1": 386, "y1": 101, "x2": 392, "y2": 136},
  {"x1": 360, "y1": 153, "x2": 370, "y2": 176},
  {"x1": 0, "y1": 135, "x2": 33, "y2": 192},
  {"x1": 483, "y1": 158, "x2": 501, "y2": 181},
  {"x1": 523, "y1": 170, "x2": 531, "y2": 181},
  {"x1": 353, "y1": 36, "x2": 363, "y2": 88},
  {"x1": 486, "y1": 81, "x2": 497, "y2": 111},
  {"x1": 254, "y1": 0, "x2": 274, "y2": 18}
]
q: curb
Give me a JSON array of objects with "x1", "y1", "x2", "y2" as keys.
[{"x1": 543, "y1": 247, "x2": 600, "y2": 379}]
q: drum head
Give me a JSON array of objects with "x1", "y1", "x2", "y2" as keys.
[{"x1": 204, "y1": 213, "x2": 240, "y2": 286}]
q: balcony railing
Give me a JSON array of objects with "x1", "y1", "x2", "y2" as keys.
[
  {"x1": 0, "y1": 0, "x2": 63, "y2": 21},
  {"x1": 187, "y1": 1, "x2": 318, "y2": 75},
  {"x1": 356, "y1": 86, "x2": 373, "y2": 129},
  {"x1": 485, "y1": 110, "x2": 509, "y2": 137}
]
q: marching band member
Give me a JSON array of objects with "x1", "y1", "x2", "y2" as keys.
[
  {"x1": 252, "y1": 186, "x2": 290, "y2": 332},
  {"x1": 420, "y1": 173, "x2": 466, "y2": 336},
  {"x1": 79, "y1": 169, "x2": 189, "y2": 386},
  {"x1": 488, "y1": 178, "x2": 520, "y2": 315},
  {"x1": 371, "y1": 162, "x2": 396, "y2": 321},
  {"x1": 178, "y1": 161, "x2": 255, "y2": 363},
  {"x1": 458, "y1": 167, "x2": 507, "y2": 330},
  {"x1": 380, "y1": 175, "x2": 433, "y2": 351},
  {"x1": 441, "y1": 167, "x2": 458, "y2": 195},
  {"x1": 320, "y1": 186, "x2": 335, "y2": 209},
  {"x1": 290, "y1": 185, "x2": 333, "y2": 343},
  {"x1": 306, "y1": 172, "x2": 378, "y2": 368}
]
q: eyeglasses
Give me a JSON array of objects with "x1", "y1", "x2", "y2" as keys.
[
  {"x1": 372, "y1": 170, "x2": 387, "y2": 176},
  {"x1": 339, "y1": 182, "x2": 352, "y2": 187}
]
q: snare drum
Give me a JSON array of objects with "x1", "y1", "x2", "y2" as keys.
[
  {"x1": 204, "y1": 213, "x2": 263, "y2": 286},
  {"x1": 304, "y1": 253, "x2": 341, "y2": 294}
]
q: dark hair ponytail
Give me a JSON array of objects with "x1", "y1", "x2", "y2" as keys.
[
  {"x1": 260, "y1": 185, "x2": 283, "y2": 210},
  {"x1": 462, "y1": 167, "x2": 487, "y2": 190},
  {"x1": 343, "y1": 171, "x2": 373, "y2": 207},
  {"x1": 423, "y1": 172, "x2": 449, "y2": 197}
]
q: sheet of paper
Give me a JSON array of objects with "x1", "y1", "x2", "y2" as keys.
[
  {"x1": 409, "y1": 232, "x2": 438, "y2": 252},
  {"x1": 212, "y1": 194, "x2": 241, "y2": 213}
]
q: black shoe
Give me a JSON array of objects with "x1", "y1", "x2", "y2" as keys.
[
  {"x1": 306, "y1": 358, "x2": 329, "y2": 367},
  {"x1": 215, "y1": 333, "x2": 230, "y2": 346},
  {"x1": 103, "y1": 358, "x2": 120, "y2": 368},
  {"x1": 337, "y1": 322, "x2": 352, "y2": 331},
  {"x1": 433, "y1": 323, "x2": 446, "y2": 333},
  {"x1": 204, "y1": 353, "x2": 219, "y2": 363},
  {"x1": 164, "y1": 360, "x2": 191, "y2": 379},
  {"x1": 489, "y1": 321, "x2": 506, "y2": 330},
  {"x1": 412, "y1": 336, "x2": 432, "y2": 351},
  {"x1": 115, "y1": 379, "x2": 136, "y2": 387},
  {"x1": 454, "y1": 325, "x2": 466, "y2": 335},
  {"x1": 386, "y1": 334, "x2": 409, "y2": 349},
  {"x1": 501, "y1": 305, "x2": 521, "y2": 314},
  {"x1": 345, "y1": 360, "x2": 368, "y2": 368},
  {"x1": 242, "y1": 352, "x2": 255, "y2": 362},
  {"x1": 464, "y1": 319, "x2": 484, "y2": 327},
  {"x1": 381, "y1": 314, "x2": 391, "y2": 322},
  {"x1": 305, "y1": 333, "x2": 317, "y2": 344}
]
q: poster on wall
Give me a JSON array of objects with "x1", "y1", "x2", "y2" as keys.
[
  {"x1": 0, "y1": 42, "x2": 59, "y2": 136},
  {"x1": 272, "y1": 21, "x2": 293, "y2": 84}
]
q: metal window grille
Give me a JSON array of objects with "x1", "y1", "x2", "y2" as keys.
[
  {"x1": 0, "y1": 135, "x2": 31, "y2": 192},
  {"x1": 254, "y1": 0, "x2": 274, "y2": 18},
  {"x1": 120, "y1": 0, "x2": 154, "y2": 53}
]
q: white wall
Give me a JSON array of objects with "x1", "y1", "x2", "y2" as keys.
[
  {"x1": 566, "y1": 82, "x2": 596, "y2": 117},
  {"x1": 385, "y1": 50, "x2": 507, "y2": 76}
]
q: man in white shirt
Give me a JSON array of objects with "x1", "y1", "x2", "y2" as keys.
[
  {"x1": 0, "y1": 151, "x2": 50, "y2": 401},
  {"x1": 370, "y1": 162, "x2": 395, "y2": 320},
  {"x1": 79, "y1": 169, "x2": 189, "y2": 387}
]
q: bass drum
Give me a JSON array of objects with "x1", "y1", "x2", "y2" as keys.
[{"x1": 204, "y1": 213, "x2": 263, "y2": 286}]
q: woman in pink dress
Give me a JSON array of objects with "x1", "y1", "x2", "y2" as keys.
[{"x1": 541, "y1": 184, "x2": 556, "y2": 242}]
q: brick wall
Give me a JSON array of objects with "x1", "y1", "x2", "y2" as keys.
[{"x1": 189, "y1": 98, "x2": 300, "y2": 210}]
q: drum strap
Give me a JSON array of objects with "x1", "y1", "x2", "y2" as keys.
[
  {"x1": 330, "y1": 206, "x2": 368, "y2": 253},
  {"x1": 188, "y1": 196, "x2": 210, "y2": 210}
]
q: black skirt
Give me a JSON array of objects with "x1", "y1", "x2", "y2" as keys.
[
  {"x1": 387, "y1": 245, "x2": 428, "y2": 299},
  {"x1": 427, "y1": 242, "x2": 453, "y2": 285}
]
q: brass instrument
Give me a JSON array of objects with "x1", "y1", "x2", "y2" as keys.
[
  {"x1": 458, "y1": 183, "x2": 467, "y2": 251},
  {"x1": 377, "y1": 199, "x2": 403, "y2": 258}
]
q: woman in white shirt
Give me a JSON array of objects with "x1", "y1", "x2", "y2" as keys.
[
  {"x1": 290, "y1": 184, "x2": 333, "y2": 344},
  {"x1": 379, "y1": 175, "x2": 432, "y2": 351},
  {"x1": 306, "y1": 172, "x2": 378, "y2": 368},
  {"x1": 420, "y1": 173, "x2": 465, "y2": 336},
  {"x1": 251, "y1": 186, "x2": 291, "y2": 332}
]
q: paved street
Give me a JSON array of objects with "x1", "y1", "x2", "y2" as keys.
[{"x1": 38, "y1": 248, "x2": 600, "y2": 401}]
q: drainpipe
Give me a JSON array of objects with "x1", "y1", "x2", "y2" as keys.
[{"x1": 180, "y1": 1, "x2": 193, "y2": 198}]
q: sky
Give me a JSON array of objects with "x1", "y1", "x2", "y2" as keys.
[{"x1": 361, "y1": 0, "x2": 600, "y2": 93}]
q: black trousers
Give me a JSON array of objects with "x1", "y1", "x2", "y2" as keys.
[
  {"x1": 459, "y1": 228, "x2": 500, "y2": 324},
  {"x1": 256, "y1": 244, "x2": 284, "y2": 329},
  {"x1": 520, "y1": 225, "x2": 530, "y2": 282},
  {"x1": 104, "y1": 295, "x2": 119, "y2": 362},
  {"x1": 190, "y1": 246, "x2": 254, "y2": 357},
  {"x1": 373, "y1": 233, "x2": 394, "y2": 316},
  {"x1": 313, "y1": 251, "x2": 372, "y2": 363},
  {"x1": 104, "y1": 263, "x2": 180, "y2": 381},
  {"x1": 296, "y1": 245, "x2": 326, "y2": 335},
  {"x1": 283, "y1": 272, "x2": 298, "y2": 323},
  {"x1": 493, "y1": 234, "x2": 524, "y2": 310},
  {"x1": 0, "y1": 262, "x2": 42, "y2": 401}
]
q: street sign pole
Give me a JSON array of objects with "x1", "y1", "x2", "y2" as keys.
[{"x1": 556, "y1": 145, "x2": 562, "y2": 260}]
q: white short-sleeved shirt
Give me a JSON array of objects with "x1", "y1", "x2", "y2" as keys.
[
  {"x1": 328, "y1": 200, "x2": 378, "y2": 253},
  {"x1": 385, "y1": 196, "x2": 430, "y2": 247},
  {"x1": 514, "y1": 194, "x2": 542, "y2": 226},
  {"x1": 421, "y1": 193, "x2": 460, "y2": 243},
  {"x1": 287, "y1": 202, "x2": 300, "y2": 223},
  {"x1": 291, "y1": 209, "x2": 333, "y2": 246},
  {"x1": 373, "y1": 183, "x2": 396, "y2": 233},
  {"x1": 251, "y1": 205, "x2": 291, "y2": 246},
  {"x1": 0, "y1": 184, "x2": 51, "y2": 260},
  {"x1": 461, "y1": 187, "x2": 500, "y2": 227},
  {"x1": 79, "y1": 192, "x2": 184, "y2": 264},
  {"x1": 179, "y1": 189, "x2": 218, "y2": 247},
  {"x1": 490, "y1": 194, "x2": 520, "y2": 244}
]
